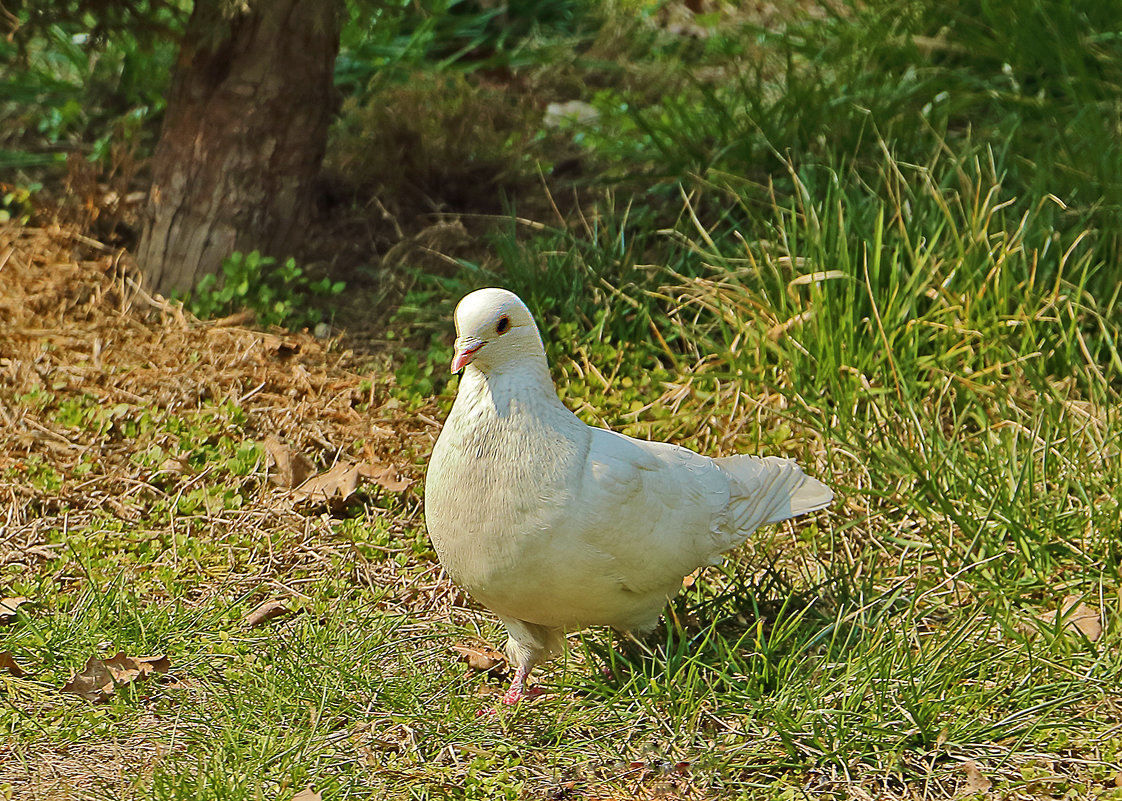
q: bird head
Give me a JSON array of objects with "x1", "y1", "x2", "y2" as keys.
[{"x1": 451, "y1": 288, "x2": 543, "y2": 375}]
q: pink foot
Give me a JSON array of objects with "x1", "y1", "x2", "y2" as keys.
[
  {"x1": 501, "y1": 684, "x2": 543, "y2": 705},
  {"x1": 497, "y1": 664, "x2": 544, "y2": 706},
  {"x1": 475, "y1": 682, "x2": 541, "y2": 716},
  {"x1": 502, "y1": 664, "x2": 530, "y2": 705}
]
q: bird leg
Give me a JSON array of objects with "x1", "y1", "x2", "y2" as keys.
[
  {"x1": 473, "y1": 665, "x2": 535, "y2": 716},
  {"x1": 501, "y1": 665, "x2": 545, "y2": 705},
  {"x1": 501, "y1": 664, "x2": 530, "y2": 705},
  {"x1": 497, "y1": 618, "x2": 561, "y2": 705}
]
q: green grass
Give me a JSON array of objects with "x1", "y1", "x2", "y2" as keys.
[
  {"x1": 8, "y1": 135, "x2": 1120, "y2": 797},
  {"x1": 373, "y1": 98, "x2": 1121, "y2": 798},
  {"x1": 4, "y1": 0, "x2": 1122, "y2": 798}
]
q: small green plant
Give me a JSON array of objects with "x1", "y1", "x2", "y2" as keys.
[
  {"x1": 13, "y1": 454, "x2": 63, "y2": 493},
  {"x1": 182, "y1": 250, "x2": 345, "y2": 330},
  {"x1": 15, "y1": 384, "x2": 54, "y2": 410},
  {"x1": 0, "y1": 182, "x2": 40, "y2": 224}
]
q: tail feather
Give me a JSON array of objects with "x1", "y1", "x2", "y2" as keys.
[{"x1": 714, "y1": 454, "x2": 833, "y2": 534}]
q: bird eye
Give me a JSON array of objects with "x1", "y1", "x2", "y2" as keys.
[{"x1": 496, "y1": 315, "x2": 510, "y2": 334}]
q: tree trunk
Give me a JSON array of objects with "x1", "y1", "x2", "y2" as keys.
[{"x1": 137, "y1": 0, "x2": 342, "y2": 297}]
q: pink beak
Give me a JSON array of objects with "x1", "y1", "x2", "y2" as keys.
[{"x1": 451, "y1": 338, "x2": 483, "y2": 373}]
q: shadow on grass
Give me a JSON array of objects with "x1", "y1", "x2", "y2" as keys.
[{"x1": 571, "y1": 557, "x2": 914, "y2": 704}]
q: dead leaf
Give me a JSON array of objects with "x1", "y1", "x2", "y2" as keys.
[
  {"x1": 292, "y1": 461, "x2": 361, "y2": 504},
  {"x1": 262, "y1": 335, "x2": 301, "y2": 360},
  {"x1": 1037, "y1": 595, "x2": 1103, "y2": 641},
  {"x1": 0, "y1": 596, "x2": 28, "y2": 623},
  {"x1": 104, "y1": 652, "x2": 170, "y2": 683},
  {"x1": 243, "y1": 599, "x2": 293, "y2": 627},
  {"x1": 291, "y1": 787, "x2": 322, "y2": 801},
  {"x1": 158, "y1": 454, "x2": 191, "y2": 475},
  {"x1": 278, "y1": 451, "x2": 411, "y2": 507},
  {"x1": 0, "y1": 651, "x2": 27, "y2": 677},
  {"x1": 264, "y1": 436, "x2": 315, "y2": 488},
  {"x1": 61, "y1": 655, "x2": 116, "y2": 701},
  {"x1": 962, "y1": 760, "x2": 992, "y2": 793},
  {"x1": 356, "y1": 461, "x2": 412, "y2": 492},
  {"x1": 452, "y1": 644, "x2": 507, "y2": 675},
  {"x1": 61, "y1": 653, "x2": 169, "y2": 701}
]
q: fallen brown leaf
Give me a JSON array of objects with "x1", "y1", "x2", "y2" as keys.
[
  {"x1": 104, "y1": 652, "x2": 170, "y2": 683},
  {"x1": 243, "y1": 599, "x2": 293, "y2": 627},
  {"x1": 452, "y1": 643, "x2": 507, "y2": 675},
  {"x1": 961, "y1": 760, "x2": 992, "y2": 793},
  {"x1": 292, "y1": 461, "x2": 361, "y2": 504},
  {"x1": 0, "y1": 596, "x2": 28, "y2": 623},
  {"x1": 357, "y1": 461, "x2": 412, "y2": 492},
  {"x1": 264, "y1": 435, "x2": 316, "y2": 489},
  {"x1": 61, "y1": 655, "x2": 115, "y2": 702},
  {"x1": 1037, "y1": 595, "x2": 1103, "y2": 642},
  {"x1": 289, "y1": 458, "x2": 411, "y2": 505},
  {"x1": 291, "y1": 787, "x2": 322, "y2": 801},
  {"x1": 61, "y1": 653, "x2": 170, "y2": 701},
  {"x1": 0, "y1": 651, "x2": 27, "y2": 677},
  {"x1": 262, "y1": 334, "x2": 302, "y2": 360}
]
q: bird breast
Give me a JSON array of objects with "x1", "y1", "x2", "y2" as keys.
[{"x1": 425, "y1": 378, "x2": 588, "y2": 601}]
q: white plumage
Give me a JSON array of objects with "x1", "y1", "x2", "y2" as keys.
[{"x1": 424, "y1": 288, "x2": 833, "y2": 704}]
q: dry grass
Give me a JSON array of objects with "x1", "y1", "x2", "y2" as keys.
[
  {"x1": 0, "y1": 222, "x2": 452, "y2": 797},
  {"x1": 0, "y1": 221, "x2": 435, "y2": 515}
]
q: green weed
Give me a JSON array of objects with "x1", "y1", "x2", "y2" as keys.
[{"x1": 180, "y1": 250, "x2": 345, "y2": 330}]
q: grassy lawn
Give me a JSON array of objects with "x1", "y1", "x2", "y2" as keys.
[
  {"x1": 3, "y1": 164, "x2": 1119, "y2": 797},
  {"x1": 3, "y1": 1, "x2": 1122, "y2": 799}
]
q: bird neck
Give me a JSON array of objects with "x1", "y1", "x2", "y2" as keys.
[{"x1": 458, "y1": 352, "x2": 560, "y2": 417}]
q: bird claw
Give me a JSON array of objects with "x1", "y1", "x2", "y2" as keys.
[
  {"x1": 473, "y1": 684, "x2": 542, "y2": 716},
  {"x1": 501, "y1": 685, "x2": 543, "y2": 706}
]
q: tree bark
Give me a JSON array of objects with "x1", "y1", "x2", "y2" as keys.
[{"x1": 137, "y1": 0, "x2": 342, "y2": 297}]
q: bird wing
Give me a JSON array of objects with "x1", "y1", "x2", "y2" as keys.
[
  {"x1": 565, "y1": 428, "x2": 833, "y2": 603},
  {"x1": 565, "y1": 427, "x2": 735, "y2": 599}
]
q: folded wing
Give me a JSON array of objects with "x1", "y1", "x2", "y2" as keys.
[{"x1": 569, "y1": 429, "x2": 832, "y2": 620}]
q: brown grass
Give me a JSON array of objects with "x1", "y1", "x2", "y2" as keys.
[
  {"x1": 0, "y1": 221, "x2": 461, "y2": 796},
  {"x1": 0, "y1": 221, "x2": 437, "y2": 518}
]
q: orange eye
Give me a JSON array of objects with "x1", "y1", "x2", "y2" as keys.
[{"x1": 496, "y1": 316, "x2": 510, "y2": 334}]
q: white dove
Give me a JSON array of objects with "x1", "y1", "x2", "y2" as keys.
[{"x1": 425, "y1": 288, "x2": 833, "y2": 704}]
